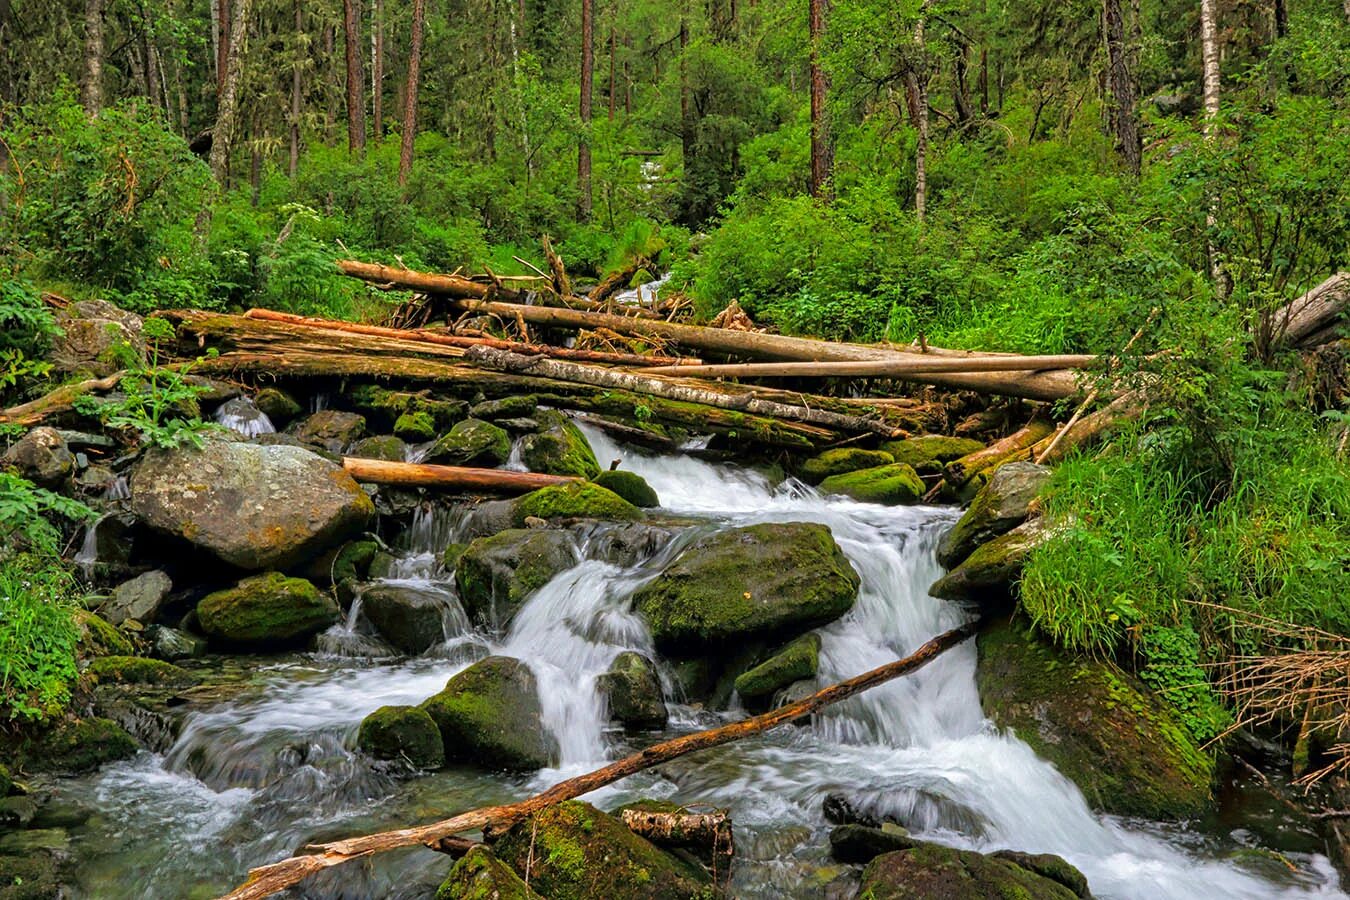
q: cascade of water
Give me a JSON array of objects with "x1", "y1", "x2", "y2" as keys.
[
  {"x1": 104, "y1": 474, "x2": 130, "y2": 501},
  {"x1": 74, "y1": 514, "x2": 107, "y2": 579},
  {"x1": 213, "y1": 396, "x2": 276, "y2": 438}
]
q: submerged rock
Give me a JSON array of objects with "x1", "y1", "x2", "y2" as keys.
[
  {"x1": 102, "y1": 569, "x2": 172, "y2": 626},
  {"x1": 360, "y1": 582, "x2": 452, "y2": 654},
  {"x1": 426, "y1": 418, "x2": 512, "y2": 467},
  {"x1": 598, "y1": 651, "x2": 668, "y2": 730},
  {"x1": 734, "y1": 633, "x2": 821, "y2": 700},
  {"x1": 929, "y1": 519, "x2": 1050, "y2": 608},
  {"x1": 818, "y1": 463, "x2": 924, "y2": 505},
  {"x1": 436, "y1": 845, "x2": 543, "y2": 900},
  {"x1": 454, "y1": 528, "x2": 577, "y2": 628},
  {"x1": 289, "y1": 410, "x2": 367, "y2": 454},
  {"x1": 420, "y1": 656, "x2": 556, "y2": 770},
  {"x1": 937, "y1": 461, "x2": 1051, "y2": 568},
  {"x1": 520, "y1": 410, "x2": 602, "y2": 478},
  {"x1": 634, "y1": 522, "x2": 859, "y2": 652},
  {"x1": 799, "y1": 447, "x2": 895, "y2": 485},
  {"x1": 196, "y1": 572, "x2": 338, "y2": 647},
  {"x1": 2, "y1": 426, "x2": 73, "y2": 486},
  {"x1": 357, "y1": 705, "x2": 445, "y2": 769},
  {"x1": 977, "y1": 619, "x2": 1213, "y2": 819},
  {"x1": 857, "y1": 843, "x2": 1086, "y2": 899},
  {"x1": 512, "y1": 482, "x2": 641, "y2": 524},
  {"x1": 130, "y1": 437, "x2": 374, "y2": 570},
  {"x1": 591, "y1": 469, "x2": 660, "y2": 507},
  {"x1": 880, "y1": 435, "x2": 985, "y2": 474}
]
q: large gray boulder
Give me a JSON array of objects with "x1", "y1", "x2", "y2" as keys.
[
  {"x1": 938, "y1": 462, "x2": 1051, "y2": 569},
  {"x1": 288, "y1": 410, "x2": 366, "y2": 454},
  {"x1": 130, "y1": 437, "x2": 374, "y2": 570},
  {"x1": 2, "y1": 427, "x2": 73, "y2": 486},
  {"x1": 102, "y1": 570, "x2": 172, "y2": 625}
]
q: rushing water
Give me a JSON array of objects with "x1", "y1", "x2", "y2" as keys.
[
  {"x1": 55, "y1": 424, "x2": 1344, "y2": 899},
  {"x1": 214, "y1": 396, "x2": 277, "y2": 438}
]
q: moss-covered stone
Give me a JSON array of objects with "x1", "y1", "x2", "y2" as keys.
[
  {"x1": 598, "y1": 651, "x2": 668, "y2": 729},
  {"x1": 977, "y1": 619, "x2": 1214, "y2": 819},
  {"x1": 356, "y1": 705, "x2": 445, "y2": 769},
  {"x1": 87, "y1": 655, "x2": 197, "y2": 688},
  {"x1": 929, "y1": 519, "x2": 1049, "y2": 609},
  {"x1": 454, "y1": 529, "x2": 577, "y2": 628},
  {"x1": 937, "y1": 462, "x2": 1051, "y2": 568},
  {"x1": 349, "y1": 385, "x2": 467, "y2": 433},
  {"x1": 27, "y1": 717, "x2": 137, "y2": 773},
  {"x1": 360, "y1": 583, "x2": 451, "y2": 654},
  {"x1": 818, "y1": 463, "x2": 924, "y2": 505},
  {"x1": 436, "y1": 846, "x2": 544, "y2": 900},
  {"x1": 591, "y1": 470, "x2": 660, "y2": 508},
  {"x1": 393, "y1": 411, "x2": 437, "y2": 442},
  {"x1": 799, "y1": 448, "x2": 895, "y2": 485},
  {"x1": 289, "y1": 410, "x2": 366, "y2": 453},
  {"x1": 331, "y1": 540, "x2": 379, "y2": 585},
  {"x1": 512, "y1": 482, "x2": 641, "y2": 524},
  {"x1": 471, "y1": 396, "x2": 538, "y2": 420},
  {"x1": 196, "y1": 572, "x2": 338, "y2": 647},
  {"x1": 253, "y1": 387, "x2": 302, "y2": 426},
  {"x1": 491, "y1": 801, "x2": 712, "y2": 900},
  {"x1": 145, "y1": 625, "x2": 206, "y2": 661},
  {"x1": 857, "y1": 844, "x2": 1084, "y2": 899},
  {"x1": 348, "y1": 434, "x2": 408, "y2": 462},
  {"x1": 633, "y1": 522, "x2": 859, "y2": 652},
  {"x1": 426, "y1": 419, "x2": 512, "y2": 467},
  {"x1": 74, "y1": 610, "x2": 134, "y2": 658},
  {"x1": 879, "y1": 436, "x2": 986, "y2": 474},
  {"x1": 734, "y1": 633, "x2": 820, "y2": 700},
  {"x1": 0, "y1": 849, "x2": 62, "y2": 899},
  {"x1": 420, "y1": 656, "x2": 556, "y2": 770},
  {"x1": 828, "y1": 824, "x2": 920, "y2": 864},
  {"x1": 520, "y1": 410, "x2": 602, "y2": 478},
  {"x1": 990, "y1": 850, "x2": 1090, "y2": 898}
]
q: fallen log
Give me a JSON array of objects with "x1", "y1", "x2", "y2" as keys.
[
  {"x1": 0, "y1": 372, "x2": 125, "y2": 426},
  {"x1": 618, "y1": 809, "x2": 733, "y2": 853},
  {"x1": 341, "y1": 458, "x2": 580, "y2": 493},
  {"x1": 1029, "y1": 391, "x2": 1146, "y2": 465},
  {"x1": 1275, "y1": 272, "x2": 1350, "y2": 349},
  {"x1": 639, "y1": 354, "x2": 1097, "y2": 378},
  {"x1": 944, "y1": 419, "x2": 1056, "y2": 487},
  {"x1": 217, "y1": 621, "x2": 978, "y2": 900},
  {"x1": 588, "y1": 259, "x2": 648, "y2": 305}
]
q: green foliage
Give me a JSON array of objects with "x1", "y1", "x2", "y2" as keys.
[
  {"x1": 1137, "y1": 625, "x2": 1231, "y2": 744},
  {"x1": 0, "y1": 472, "x2": 98, "y2": 554},
  {"x1": 0, "y1": 279, "x2": 58, "y2": 397},
  {"x1": 0, "y1": 553, "x2": 82, "y2": 723}
]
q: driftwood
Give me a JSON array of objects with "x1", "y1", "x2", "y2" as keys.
[
  {"x1": 216, "y1": 621, "x2": 978, "y2": 900},
  {"x1": 1275, "y1": 272, "x2": 1350, "y2": 349},
  {"x1": 618, "y1": 809, "x2": 733, "y2": 853},
  {"x1": 342, "y1": 458, "x2": 579, "y2": 493},
  {"x1": 0, "y1": 372, "x2": 125, "y2": 426},
  {"x1": 640, "y1": 354, "x2": 1097, "y2": 378}
]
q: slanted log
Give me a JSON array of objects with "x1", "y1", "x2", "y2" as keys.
[
  {"x1": 1029, "y1": 391, "x2": 1145, "y2": 465},
  {"x1": 342, "y1": 458, "x2": 579, "y2": 493},
  {"x1": 640, "y1": 355, "x2": 1096, "y2": 378},
  {"x1": 944, "y1": 419, "x2": 1055, "y2": 487},
  {"x1": 0, "y1": 372, "x2": 125, "y2": 426}
]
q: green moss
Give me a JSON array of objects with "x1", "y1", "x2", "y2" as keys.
[
  {"x1": 858, "y1": 844, "x2": 1083, "y2": 900},
  {"x1": 799, "y1": 448, "x2": 895, "y2": 485},
  {"x1": 419, "y1": 656, "x2": 555, "y2": 770},
  {"x1": 471, "y1": 395, "x2": 538, "y2": 420},
  {"x1": 441, "y1": 542, "x2": 467, "y2": 571},
  {"x1": 350, "y1": 385, "x2": 466, "y2": 432},
  {"x1": 87, "y1": 655, "x2": 197, "y2": 687},
  {"x1": 393, "y1": 411, "x2": 437, "y2": 442},
  {"x1": 818, "y1": 463, "x2": 924, "y2": 505},
  {"x1": 521, "y1": 411, "x2": 602, "y2": 478},
  {"x1": 348, "y1": 435, "x2": 407, "y2": 461},
  {"x1": 734, "y1": 633, "x2": 821, "y2": 699},
  {"x1": 427, "y1": 418, "x2": 511, "y2": 467},
  {"x1": 196, "y1": 572, "x2": 338, "y2": 647},
  {"x1": 253, "y1": 387, "x2": 301, "y2": 424},
  {"x1": 879, "y1": 436, "x2": 985, "y2": 474},
  {"x1": 331, "y1": 540, "x2": 379, "y2": 585},
  {"x1": 0, "y1": 850, "x2": 62, "y2": 899},
  {"x1": 26, "y1": 717, "x2": 137, "y2": 773},
  {"x1": 513, "y1": 482, "x2": 641, "y2": 524},
  {"x1": 454, "y1": 529, "x2": 576, "y2": 625},
  {"x1": 73, "y1": 610, "x2": 133, "y2": 658},
  {"x1": 591, "y1": 470, "x2": 660, "y2": 508},
  {"x1": 436, "y1": 846, "x2": 544, "y2": 900},
  {"x1": 357, "y1": 705, "x2": 444, "y2": 769},
  {"x1": 597, "y1": 651, "x2": 668, "y2": 729}
]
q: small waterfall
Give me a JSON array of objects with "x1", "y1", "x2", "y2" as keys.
[
  {"x1": 74, "y1": 514, "x2": 106, "y2": 579},
  {"x1": 214, "y1": 396, "x2": 276, "y2": 438},
  {"x1": 104, "y1": 474, "x2": 131, "y2": 501}
]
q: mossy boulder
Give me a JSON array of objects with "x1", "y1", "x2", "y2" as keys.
[
  {"x1": 253, "y1": 387, "x2": 302, "y2": 426},
  {"x1": 436, "y1": 846, "x2": 544, "y2": 900},
  {"x1": 0, "y1": 849, "x2": 63, "y2": 899},
  {"x1": 520, "y1": 410, "x2": 602, "y2": 478},
  {"x1": 828, "y1": 824, "x2": 920, "y2": 863},
  {"x1": 491, "y1": 801, "x2": 712, "y2": 900},
  {"x1": 348, "y1": 435, "x2": 408, "y2": 462},
  {"x1": 74, "y1": 610, "x2": 134, "y2": 657},
  {"x1": 426, "y1": 419, "x2": 512, "y2": 467},
  {"x1": 289, "y1": 410, "x2": 366, "y2": 454},
  {"x1": 977, "y1": 619, "x2": 1214, "y2": 819},
  {"x1": 196, "y1": 572, "x2": 339, "y2": 647},
  {"x1": 360, "y1": 583, "x2": 452, "y2": 654},
  {"x1": 1, "y1": 427, "x2": 73, "y2": 487},
  {"x1": 880, "y1": 435, "x2": 986, "y2": 474},
  {"x1": 27, "y1": 717, "x2": 137, "y2": 773},
  {"x1": 818, "y1": 463, "x2": 924, "y2": 505},
  {"x1": 734, "y1": 633, "x2": 820, "y2": 700},
  {"x1": 471, "y1": 396, "x2": 538, "y2": 420},
  {"x1": 512, "y1": 482, "x2": 641, "y2": 524},
  {"x1": 937, "y1": 462, "x2": 1051, "y2": 568},
  {"x1": 87, "y1": 655, "x2": 197, "y2": 688},
  {"x1": 393, "y1": 411, "x2": 437, "y2": 442},
  {"x1": 356, "y1": 705, "x2": 445, "y2": 768},
  {"x1": 591, "y1": 470, "x2": 660, "y2": 508},
  {"x1": 349, "y1": 385, "x2": 466, "y2": 433},
  {"x1": 633, "y1": 522, "x2": 859, "y2": 653},
  {"x1": 799, "y1": 448, "x2": 895, "y2": 485},
  {"x1": 857, "y1": 844, "x2": 1085, "y2": 900},
  {"x1": 597, "y1": 651, "x2": 668, "y2": 730},
  {"x1": 420, "y1": 656, "x2": 556, "y2": 770},
  {"x1": 929, "y1": 519, "x2": 1050, "y2": 609},
  {"x1": 332, "y1": 540, "x2": 379, "y2": 585},
  {"x1": 454, "y1": 529, "x2": 577, "y2": 629}
]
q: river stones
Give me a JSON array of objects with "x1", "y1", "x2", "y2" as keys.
[
  {"x1": 145, "y1": 625, "x2": 206, "y2": 661},
  {"x1": 929, "y1": 519, "x2": 1051, "y2": 609},
  {"x1": 734, "y1": 632, "x2": 821, "y2": 700},
  {"x1": 360, "y1": 583, "x2": 453, "y2": 654},
  {"x1": 454, "y1": 528, "x2": 577, "y2": 628},
  {"x1": 880, "y1": 435, "x2": 986, "y2": 475},
  {"x1": 511, "y1": 482, "x2": 641, "y2": 524},
  {"x1": 977, "y1": 619, "x2": 1214, "y2": 819},
  {"x1": 196, "y1": 572, "x2": 339, "y2": 647},
  {"x1": 799, "y1": 447, "x2": 895, "y2": 485},
  {"x1": 828, "y1": 824, "x2": 920, "y2": 863},
  {"x1": 937, "y1": 461, "x2": 1051, "y2": 568},
  {"x1": 591, "y1": 469, "x2": 660, "y2": 507},
  {"x1": 130, "y1": 437, "x2": 374, "y2": 570},
  {"x1": 818, "y1": 463, "x2": 925, "y2": 505},
  {"x1": 436, "y1": 845, "x2": 543, "y2": 900},
  {"x1": 74, "y1": 610, "x2": 134, "y2": 657},
  {"x1": 520, "y1": 410, "x2": 601, "y2": 478},
  {"x1": 857, "y1": 844, "x2": 1087, "y2": 899},
  {"x1": 349, "y1": 385, "x2": 466, "y2": 433},
  {"x1": 2, "y1": 426, "x2": 73, "y2": 486},
  {"x1": 598, "y1": 651, "x2": 668, "y2": 730},
  {"x1": 357, "y1": 705, "x2": 445, "y2": 769},
  {"x1": 471, "y1": 395, "x2": 538, "y2": 420},
  {"x1": 102, "y1": 569, "x2": 172, "y2": 626},
  {"x1": 25, "y1": 717, "x2": 138, "y2": 774},
  {"x1": 491, "y1": 801, "x2": 712, "y2": 900},
  {"x1": 288, "y1": 410, "x2": 366, "y2": 454},
  {"x1": 425, "y1": 418, "x2": 511, "y2": 467},
  {"x1": 420, "y1": 656, "x2": 556, "y2": 770},
  {"x1": 348, "y1": 434, "x2": 407, "y2": 462},
  {"x1": 253, "y1": 388, "x2": 301, "y2": 426},
  {"x1": 633, "y1": 522, "x2": 859, "y2": 652},
  {"x1": 393, "y1": 411, "x2": 436, "y2": 442},
  {"x1": 86, "y1": 656, "x2": 197, "y2": 688}
]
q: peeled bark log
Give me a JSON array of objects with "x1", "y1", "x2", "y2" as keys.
[
  {"x1": 944, "y1": 419, "x2": 1055, "y2": 486},
  {"x1": 618, "y1": 809, "x2": 732, "y2": 851},
  {"x1": 342, "y1": 458, "x2": 578, "y2": 492},
  {"x1": 1276, "y1": 272, "x2": 1350, "y2": 349},
  {"x1": 640, "y1": 355, "x2": 1096, "y2": 378},
  {"x1": 217, "y1": 622, "x2": 978, "y2": 900}
]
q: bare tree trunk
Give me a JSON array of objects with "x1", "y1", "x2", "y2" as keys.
[
  {"x1": 209, "y1": 0, "x2": 252, "y2": 184},
  {"x1": 679, "y1": 12, "x2": 693, "y2": 171},
  {"x1": 398, "y1": 0, "x2": 426, "y2": 186},
  {"x1": 137, "y1": 4, "x2": 162, "y2": 110},
  {"x1": 1200, "y1": 0, "x2": 1224, "y2": 290},
  {"x1": 372, "y1": 0, "x2": 384, "y2": 137},
  {"x1": 289, "y1": 0, "x2": 303, "y2": 177},
  {"x1": 80, "y1": 0, "x2": 104, "y2": 115},
  {"x1": 578, "y1": 0, "x2": 594, "y2": 222},
  {"x1": 808, "y1": 0, "x2": 833, "y2": 200},
  {"x1": 1103, "y1": 0, "x2": 1141, "y2": 175},
  {"x1": 343, "y1": 0, "x2": 367, "y2": 154},
  {"x1": 608, "y1": 21, "x2": 616, "y2": 120},
  {"x1": 217, "y1": 0, "x2": 231, "y2": 100},
  {"x1": 913, "y1": 1, "x2": 929, "y2": 223}
]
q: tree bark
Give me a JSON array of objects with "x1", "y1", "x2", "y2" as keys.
[
  {"x1": 578, "y1": 0, "x2": 594, "y2": 222},
  {"x1": 608, "y1": 20, "x2": 616, "y2": 120},
  {"x1": 289, "y1": 0, "x2": 303, "y2": 177},
  {"x1": 642, "y1": 355, "x2": 1096, "y2": 378},
  {"x1": 80, "y1": 0, "x2": 104, "y2": 116},
  {"x1": 944, "y1": 419, "x2": 1055, "y2": 486},
  {"x1": 218, "y1": 622, "x2": 978, "y2": 900},
  {"x1": 912, "y1": 1, "x2": 929, "y2": 222},
  {"x1": 1200, "y1": 0, "x2": 1223, "y2": 288},
  {"x1": 342, "y1": 458, "x2": 578, "y2": 492},
  {"x1": 343, "y1": 0, "x2": 367, "y2": 155},
  {"x1": 808, "y1": 0, "x2": 833, "y2": 200},
  {"x1": 209, "y1": 0, "x2": 252, "y2": 185},
  {"x1": 1273, "y1": 272, "x2": 1350, "y2": 349},
  {"x1": 1103, "y1": 0, "x2": 1141, "y2": 175},
  {"x1": 217, "y1": 0, "x2": 231, "y2": 101},
  {"x1": 372, "y1": 0, "x2": 384, "y2": 136},
  {"x1": 398, "y1": 0, "x2": 426, "y2": 186}
]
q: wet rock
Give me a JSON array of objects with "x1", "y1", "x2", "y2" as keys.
[
  {"x1": 880, "y1": 435, "x2": 985, "y2": 475},
  {"x1": 591, "y1": 469, "x2": 660, "y2": 508},
  {"x1": 828, "y1": 824, "x2": 919, "y2": 863},
  {"x1": 393, "y1": 411, "x2": 436, "y2": 442},
  {"x1": 196, "y1": 572, "x2": 339, "y2": 647},
  {"x1": 420, "y1": 656, "x2": 556, "y2": 770},
  {"x1": 74, "y1": 464, "x2": 118, "y2": 493},
  {"x1": 471, "y1": 396, "x2": 538, "y2": 420},
  {"x1": 360, "y1": 583, "x2": 452, "y2": 654},
  {"x1": 0, "y1": 763, "x2": 11, "y2": 798},
  {"x1": 462, "y1": 499, "x2": 520, "y2": 538},
  {"x1": 857, "y1": 844, "x2": 1085, "y2": 899},
  {"x1": 253, "y1": 387, "x2": 302, "y2": 426},
  {"x1": 87, "y1": 655, "x2": 197, "y2": 687},
  {"x1": 348, "y1": 434, "x2": 407, "y2": 462},
  {"x1": 520, "y1": 410, "x2": 601, "y2": 478},
  {"x1": 991, "y1": 850, "x2": 1091, "y2": 897},
  {"x1": 26, "y1": 717, "x2": 137, "y2": 773},
  {"x1": 929, "y1": 519, "x2": 1050, "y2": 609},
  {"x1": 426, "y1": 418, "x2": 511, "y2": 467},
  {"x1": 2, "y1": 427, "x2": 73, "y2": 486},
  {"x1": 0, "y1": 848, "x2": 62, "y2": 898},
  {"x1": 573, "y1": 521, "x2": 678, "y2": 567},
  {"x1": 130, "y1": 436, "x2": 374, "y2": 570},
  {"x1": 977, "y1": 618, "x2": 1214, "y2": 819},
  {"x1": 799, "y1": 448, "x2": 895, "y2": 485},
  {"x1": 289, "y1": 410, "x2": 367, "y2": 454},
  {"x1": 51, "y1": 298, "x2": 144, "y2": 376},
  {"x1": 496, "y1": 417, "x2": 542, "y2": 433},
  {"x1": 823, "y1": 794, "x2": 902, "y2": 829},
  {"x1": 145, "y1": 625, "x2": 206, "y2": 661},
  {"x1": 598, "y1": 651, "x2": 668, "y2": 730},
  {"x1": 357, "y1": 705, "x2": 445, "y2": 769},
  {"x1": 634, "y1": 522, "x2": 859, "y2": 653},
  {"x1": 818, "y1": 463, "x2": 924, "y2": 505},
  {"x1": 102, "y1": 569, "x2": 172, "y2": 626},
  {"x1": 491, "y1": 800, "x2": 712, "y2": 899},
  {"x1": 937, "y1": 461, "x2": 1051, "y2": 568},
  {"x1": 349, "y1": 385, "x2": 466, "y2": 433},
  {"x1": 74, "y1": 610, "x2": 134, "y2": 657},
  {"x1": 455, "y1": 528, "x2": 577, "y2": 628},
  {"x1": 512, "y1": 482, "x2": 641, "y2": 524},
  {"x1": 734, "y1": 633, "x2": 820, "y2": 700},
  {"x1": 437, "y1": 845, "x2": 544, "y2": 900}
]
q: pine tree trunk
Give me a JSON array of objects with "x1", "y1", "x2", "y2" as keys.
[
  {"x1": 209, "y1": 0, "x2": 252, "y2": 184},
  {"x1": 1103, "y1": 0, "x2": 1141, "y2": 175},
  {"x1": 372, "y1": 0, "x2": 384, "y2": 136},
  {"x1": 808, "y1": 0, "x2": 833, "y2": 200},
  {"x1": 578, "y1": 0, "x2": 594, "y2": 222},
  {"x1": 290, "y1": 0, "x2": 303, "y2": 176},
  {"x1": 398, "y1": 0, "x2": 426, "y2": 186},
  {"x1": 80, "y1": 0, "x2": 104, "y2": 115},
  {"x1": 343, "y1": 0, "x2": 367, "y2": 154}
]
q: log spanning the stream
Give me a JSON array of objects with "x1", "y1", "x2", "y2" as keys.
[
  {"x1": 342, "y1": 458, "x2": 579, "y2": 493},
  {"x1": 639, "y1": 354, "x2": 1098, "y2": 378},
  {"x1": 216, "y1": 621, "x2": 979, "y2": 900}
]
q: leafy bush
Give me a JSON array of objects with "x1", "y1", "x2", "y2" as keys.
[{"x1": 0, "y1": 552, "x2": 83, "y2": 723}]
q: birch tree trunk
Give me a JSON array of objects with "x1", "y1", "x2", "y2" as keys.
[
  {"x1": 80, "y1": 0, "x2": 104, "y2": 115},
  {"x1": 578, "y1": 0, "x2": 594, "y2": 222},
  {"x1": 343, "y1": 0, "x2": 367, "y2": 154},
  {"x1": 398, "y1": 0, "x2": 426, "y2": 186},
  {"x1": 1200, "y1": 0, "x2": 1224, "y2": 291},
  {"x1": 808, "y1": 0, "x2": 833, "y2": 200},
  {"x1": 209, "y1": 0, "x2": 252, "y2": 184}
]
